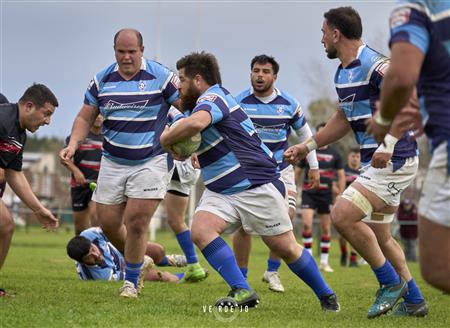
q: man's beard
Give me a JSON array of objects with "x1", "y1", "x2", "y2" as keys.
[
  {"x1": 326, "y1": 47, "x2": 338, "y2": 59},
  {"x1": 180, "y1": 85, "x2": 201, "y2": 112},
  {"x1": 251, "y1": 81, "x2": 272, "y2": 94}
]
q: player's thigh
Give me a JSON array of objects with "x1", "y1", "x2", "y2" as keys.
[
  {"x1": 191, "y1": 210, "x2": 232, "y2": 248},
  {"x1": 366, "y1": 222, "x2": 392, "y2": 245},
  {"x1": 419, "y1": 215, "x2": 450, "y2": 275},
  {"x1": 124, "y1": 198, "x2": 161, "y2": 226},
  {"x1": 234, "y1": 180, "x2": 292, "y2": 236},
  {"x1": 261, "y1": 230, "x2": 300, "y2": 259},
  {"x1": 194, "y1": 189, "x2": 240, "y2": 236},
  {"x1": 96, "y1": 202, "x2": 126, "y2": 229}
]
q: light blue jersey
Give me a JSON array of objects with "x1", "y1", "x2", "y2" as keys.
[
  {"x1": 84, "y1": 58, "x2": 179, "y2": 165},
  {"x1": 235, "y1": 88, "x2": 306, "y2": 171},
  {"x1": 188, "y1": 84, "x2": 279, "y2": 195},
  {"x1": 334, "y1": 45, "x2": 417, "y2": 167},
  {"x1": 391, "y1": 0, "x2": 450, "y2": 156},
  {"x1": 76, "y1": 227, "x2": 124, "y2": 281}
]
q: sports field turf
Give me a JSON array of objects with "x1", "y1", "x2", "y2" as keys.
[{"x1": 1, "y1": 226, "x2": 449, "y2": 327}]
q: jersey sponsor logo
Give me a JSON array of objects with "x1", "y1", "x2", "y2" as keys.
[
  {"x1": 198, "y1": 95, "x2": 217, "y2": 103},
  {"x1": 338, "y1": 93, "x2": 356, "y2": 114},
  {"x1": 390, "y1": 7, "x2": 411, "y2": 29},
  {"x1": 104, "y1": 100, "x2": 149, "y2": 112},
  {"x1": 253, "y1": 122, "x2": 286, "y2": 137}
]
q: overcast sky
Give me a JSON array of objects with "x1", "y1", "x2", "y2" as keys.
[{"x1": 0, "y1": 0, "x2": 395, "y2": 137}]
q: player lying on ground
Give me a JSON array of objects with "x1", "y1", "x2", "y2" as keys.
[{"x1": 66, "y1": 227, "x2": 194, "y2": 284}]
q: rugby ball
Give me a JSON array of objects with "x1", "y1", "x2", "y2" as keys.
[{"x1": 172, "y1": 133, "x2": 201, "y2": 157}]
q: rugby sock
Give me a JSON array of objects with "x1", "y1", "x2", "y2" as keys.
[
  {"x1": 175, "y1": 273, "x2": 185, "y2": 280},
  {"x1": 320, "y1": 235, "x2": 331, "y2": 265},
  {"x1": 176, "y1": 230, "x2": 198, "y2": 264},
  {"x1": 267, "y1": 258, "x2": 281, "y2": 272},
  {"x1": 373, "y1": 260, "x2": 401, "y2": 286},
  {"x1": 404, "y1": 278, "x2": 425, "y2": 304},
  {"x1": 201, "y1": 237, "x2": 250, "y2": 290},
  {"x1": 350, "y1": 251, "x2": 358, "y2": 264},
  {"x1": 287, "y1": 250, "x2": 333, "y2": 298},
  {"x1": 157, "y1": 256, "x2": 170, "y2": 266},
  {"x1": 340, "y1": 244, "x2": 347, "y2": 256},
  {"x1": 302, "y1": 231, "x2": 313, "y2": 255},
  {"x1": 240, "y1": 267, "x2": 248, "y2": 279},
  {"x1": 125, "y1": 261, "x2": 143, "y2": 288}
]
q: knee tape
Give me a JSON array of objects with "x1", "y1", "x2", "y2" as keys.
[
  {"x1": 341, "y1": 186, "x2": 373, "y2": 216},
  {"x1": 362, "y1": 212, "x2": 395, "y2": 224}
]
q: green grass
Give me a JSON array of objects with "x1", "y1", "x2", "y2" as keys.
[{"x1": 1, "y1": 226, "x2": 449, "y2": 327}]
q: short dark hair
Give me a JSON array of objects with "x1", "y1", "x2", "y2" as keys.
[
  {"x1": 349, "y1": 147, "x2": 360, "y2": 154},
  {"x1": 67, "y1": 236, "x2": 91, "y2": 262},
  {"x1": 251, "y1": 55, "x2": 279, "y2": 74},
  {"x1": 19, "y1": 83, "x2": 58, "y2": 108},
  {"x1": 114, "y1": 28, "x2": 143, "y2": 48},
  {"x1": 176, "y1": 51, "x2": 222, "y2": 86},
  {"x1": 324, "y1": 7, "x2": 362, "y2": 40},
  {"x1": 316, "y1": 122, "x2": 327, "y2": 130}
]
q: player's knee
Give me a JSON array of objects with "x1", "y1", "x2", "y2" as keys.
[
  {"x1": 0, "y1": 215, "x2": 14, "y2": 236},
  {"x1": 126, "y1": 218, "x2": 148, "y2": 236},
  {"x1": 147, "y1": 243, "x2": 165, "y2": 264}
]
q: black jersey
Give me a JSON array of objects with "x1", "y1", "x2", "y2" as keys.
[{"x1": 0, "y1": 103, "x2": 26, "y2": 171}]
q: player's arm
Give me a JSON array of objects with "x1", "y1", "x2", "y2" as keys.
[
  {"x1": 5, "y1": 169, "x2": 58, "y2": 229},
  {"x1": 0, "y1": 167, "x2": 4, "y2": 184},
  {"x1": 285, "y1": 110, "x2": 350, "y2": 164},
  {"x1": 60, "y1": 104, "x2": 99, "y2": 161},
  {"x1": 336, "y1": 168, "x2": 346, "y2": 195},
  {"x1": 160, "y1": 110, "x2": 211, "y2": 148},
  {"x1": 60, "y1": 157, "x2": 87, "y2": 186}
]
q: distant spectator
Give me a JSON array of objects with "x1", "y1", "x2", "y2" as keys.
[{"x1": 397, "y1": 199, "x2": 418, "y2": 262}]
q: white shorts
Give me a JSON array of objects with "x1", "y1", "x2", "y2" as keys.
[
  {"x1": 93, "y1": 154, "x2": 173, "y2": 205},
  {"x1": 419, "y1": 141, "x2": 450, "y2": 227},
  {"x1": 195, "y1": 180, "x2": 292, "y2": 236},
  {"x1": 280, "y1": 165, "x2": 297, "y2": 209},
  {"x1": 356, "y1": 156, "x2": 418, "y2": 208},
  {"x1": 168, "y1": 159, "x2": 200, "y2": 196}
]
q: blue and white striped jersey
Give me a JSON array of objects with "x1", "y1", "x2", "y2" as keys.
[
  {"x1": 75, "y1": 227, "x2": 124, "y2": 281},
  {"x1": 334, "y1": 45, "x2": 417, "y2": 167},
  {"x1": 84, "y1": 58, "x2": 179, "y2": 165},
  {"x1": 390, "y1": 0, "x2": 450, "y2": 152},
  {"x1": 235, "y1": 88, "x2": 306, "y2": 171},
  {"x1": 189, "y1": 84, "x2": 279, "y2": 195}
]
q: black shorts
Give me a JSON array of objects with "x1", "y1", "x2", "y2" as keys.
[
  {"x1": 301, "y1": 190, "x2": 332, "y2": 214},
  {"x1": 71, "y1": 186, "x2": 93, "y2": 212},
  {"x1": 0, "y1": 181, "x2": 5, "y2": 198}
]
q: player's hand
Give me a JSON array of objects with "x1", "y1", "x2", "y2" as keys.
[
  {"x1": 33, "y1": 207, "x2": 59, "y2": 231},
  {"x1": 74, "y1": 172, "x2": 87, "y2": 186},
  {"x1": 191, "y1": 153, "x2": 201, "y2": 169},
  {"x1": 307, "y1": 169, "x2": 320, "y2": 189},
  {"x1": 371, "y1": 151, "x2": 392, "y2": 169},
  {"x1": 284, "y1": 144, "x2": 309, "y2": 165},
  {"x1": 59, "y1": 146, "x2": 76, "y2": 162},
  {"x1": 391, "y1": 106, "x2": 424, "y2": 138}
]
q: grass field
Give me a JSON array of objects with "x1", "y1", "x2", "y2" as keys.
[{"x1": 0, "y1": 226, "x2": 449, "y2": 328}]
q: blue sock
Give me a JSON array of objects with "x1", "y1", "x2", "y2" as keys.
[
  {"x1": 175, "y1": 273, "x2": 185, "y2": 280},
  {"x1": 404, "y1": 278, "x2": 424, "y2": 304},
  {"x1": 125, "y1": 261, "x2": 143, "y2": 288},
  {"x1": 157, "y1": 256, "x2": 169, "y2": 266},
  {"x1": 201, "y1": 237, "x2": 250, "y2": 290},
  {"x1": 373, "y1": 260, "x2": 400, "y2": 286},
  {"x1": 287, "y1": 250, "x2": 333, "y2": 298},
  {"x1": 176, "y1": 230, "x2": 198, "y2": 264},
  {"x1": 267, "y1": 258, "x2": 281, "y2": 272},
  {"x1": 240, "y1": 267, "x2": 248, "y2": 279}
]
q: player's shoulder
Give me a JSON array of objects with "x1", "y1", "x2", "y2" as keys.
[
  {"x1": 235, "y1": 88, "x2": 253, "y2": 103},
  {"x1": 93, "y1": 62, "x2": 118, "y2": 83},
  {"x1": 80, "y1": 227, "x2": 103, "y2": 241},
  {"x1": 144, "y1": 59, "x2": 174, "y2": 77},
  {"x1": 359, "y1": 46, "x2": 389, "y2": 78},
  {"x1": 276, "y1": 88, "x2": 299, "y2": 109}
]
